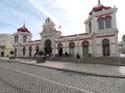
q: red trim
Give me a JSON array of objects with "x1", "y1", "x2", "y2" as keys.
[
  {"x1": 97, "y1": 15, "x2": 112, "y2": 21},
  {"x1": 97, "y1": 17, "x2": 104, "y2": 21},
  {"x1": 79, "y1": 33, "x2": 89, "y2": 36},
  {"x1": 57, "y1": 43, "x2": 63, "y2": 49},
  {"x1": 22, "y1": 43, "x2": 41, "y2": 46},
  {"x1": 111, "y1": 43, "x2": 115, "y2": 45},
  {"x1": 57, "y1": 33, "x2": 89, "y2": 39},
  {"x1": 69, "y1": 42, "x2": 75, "y2": 48},
  {"x1": 104, "y1": 15, "x2": 112, "y2": 19},
  {"x1": 20, "y1": 34, "x2": 31, "y2": 36},
  {"x1": 56, "y1": 37, "x2": 92, "y2": 43},
  {"x1": 89, "y1": 4, "x2": 111, "y2": 15},
  {"x1": 82, "y1": 41, "x2": 89, "y2": 47},
  {"x1": 79, "y1": 38, "x2": 92, "y2": 40},
  {"x1": 96, "y1": 13, "x2": 112, "y2": 17},
  {"x1": 96, "y1": 34, "x2": 115, "y2": 38}
]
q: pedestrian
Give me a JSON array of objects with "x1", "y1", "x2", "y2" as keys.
[{"x1": 76, "y1": 53, "x2": 80, "y2": 63}]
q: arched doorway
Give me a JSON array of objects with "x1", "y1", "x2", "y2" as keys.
[
  {"x1": 29, "y1": 46, "x2": 32, "y2": 57},
  {"x1": 57, "y1": 43, "x2": 63, "y2": 56},
  {"x1": 36, "y1": 46, "x2": 39, "y2": 54},
  {"x1": 69, "y1": 42, "x2": 75, "y2": 56},
  {"x1": 102, "y1": 39, "x2": 110, "y2": 56},
  {"x1": 44, "y1": 39, "x2": 52, "y2": 56},
  {"x1": 82, "y1": 41, "x2": 89, "y2": 57},
  {"x1": 1, "y1": 52, "x2": 4, "y2": 57}
]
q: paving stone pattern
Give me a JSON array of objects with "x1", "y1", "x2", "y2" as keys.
[{"x1": 0, "y1": 60, "x2": 125, "y2": 93}]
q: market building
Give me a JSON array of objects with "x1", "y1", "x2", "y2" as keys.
[{"x1": 13, "y1": 1, "x2": 119, "y2": 57}]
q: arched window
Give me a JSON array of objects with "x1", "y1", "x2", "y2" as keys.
[
  {"x1": 102, "y1": 39, "x2": 110, "y2": 56},
  {"x1": 23, "y1": 46, "x2": 25, "y2": 56},
  {"x1": 29, "y1": 46, "x2": 32, "y2": 57},
  {"x1": 69, "y1": 42, "x2": 75, "y2": 55},
  {"x1": 58, "y1": 43, "x2": 63, "y2": 49},
  {"x1": 44, "y1": 39, "x2": 52, "y2": 56},
  {"x1": 98, "y1": 18, "x2": 104, "y2": 30},
  {"x1": 23, "y1": 35, "x2": 27, "y2": 43},
  {"x1": 82, "y1": 41, "x2": 89, "y2": 57},
  {"x1": 105, "y1": 16, "x2": 112, "y2": 28},
  {"x1": 36, "y1": 46, "x2": 39, "y2": 54},
  {"x1": 57, "y1": 43, "x2": 63, "y2": 56},
  {"x1": 15, "y1": 36, "x2": 18, "y2": 43}
]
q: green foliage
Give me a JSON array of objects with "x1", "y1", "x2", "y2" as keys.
[
  {"x1": 37, "y1": 50, "x2": 44, "y2": 56},
  {"x1": 10, "y1": 50, "x2": 14, "y2": 55}
]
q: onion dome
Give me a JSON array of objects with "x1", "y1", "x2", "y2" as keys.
[
  {"x1": 17, "y1": 24, "x2": 30, "y2": 33},
  {"x1": 89, "y1": 0, "x2": 111, "y2": 15}
]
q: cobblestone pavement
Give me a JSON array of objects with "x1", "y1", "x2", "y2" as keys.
[{"x1": 0, "y1": 60, "x2": 125, "y2": 93}]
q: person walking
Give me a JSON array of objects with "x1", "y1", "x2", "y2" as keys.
[{"x1": 76, "y1": 53, "x2": 80, "y2": 63}]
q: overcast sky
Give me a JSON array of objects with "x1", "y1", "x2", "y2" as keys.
[{"x1": 0, "y1": 0, "x2": 124, "y2": 41}]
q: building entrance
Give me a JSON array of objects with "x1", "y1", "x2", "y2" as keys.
[
  {"x1": 44, "y1": 39, "x2": 52, "y2": 56},
  {"x1": 1, "y1": 52, "x2": 4, "y2": 57}
]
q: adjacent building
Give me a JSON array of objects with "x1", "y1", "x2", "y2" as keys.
[{"x1": 0, "y1": 34, "x2": 14, "y2": 57}]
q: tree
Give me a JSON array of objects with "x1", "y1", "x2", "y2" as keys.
[
  {"x1": 37, "y1": 50, "x2": 44, "y2": 56},
  {"x1": 9, "y1": 50, "x2": 15, "y2": 59},
  {"x1": 10, "y1": 50, "x2": 14, "y2": 55}
]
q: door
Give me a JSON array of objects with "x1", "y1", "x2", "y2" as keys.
[
  {"x1": 102, "y1": 39, "x2": 110, "y2": 56},
  {"x1": 82, "y1": 41, "x2": 89, "y2": 57},
  {"x1": 44, "y1": 39, "x2": 52, "y2": 56}
]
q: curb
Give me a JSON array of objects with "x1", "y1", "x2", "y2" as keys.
[{"x1": 1, "y1": 59, "x2": 125, "y2": 79}]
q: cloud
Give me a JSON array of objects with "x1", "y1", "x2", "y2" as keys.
[
  {"x1": 27, "y1": 0, "x2": 61, "y2": 25},
  {"x1": 0, "y1": 0, "x2": 124, "y2": 41},
  {"x1": 0, "y1": 0, "x2": 43, "y2": 40}
]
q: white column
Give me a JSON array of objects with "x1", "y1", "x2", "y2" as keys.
[
  {"x1": 92, "y1": 33, "x2": 97, "y2": 57},
  {"x1": 65, "y1": 37, "x2": 67, "y2": 53},
  {"x1": 76, "y1": 35, "x2": 80, "y2": 54}
]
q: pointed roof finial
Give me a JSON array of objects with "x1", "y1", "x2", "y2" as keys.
[
  {"x1": 23, "y1": 20, "x2": 25, "y2": 27},
  {"x1": 98, "y1": 0, "x2": 101, "y2": 4}
]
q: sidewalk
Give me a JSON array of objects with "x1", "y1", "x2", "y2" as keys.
[{"x1": 0, "y1": 57, "x2": 125, "y2": 78}]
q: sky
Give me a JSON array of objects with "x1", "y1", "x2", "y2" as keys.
[{"x1": 0, "y1": 0, "x2": 124, "y2": 41}]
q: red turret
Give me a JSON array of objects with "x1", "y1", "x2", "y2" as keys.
[
  {"x1": 17, "y1": 24, "x2": 30, "y2": 33},
  {"x1": 89, "y1": 0, "x2": 111, "y2": 15}
]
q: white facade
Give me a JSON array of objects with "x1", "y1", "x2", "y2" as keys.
[{"x1": 14, "y1": 2, "x2": 120, "y2": 58}]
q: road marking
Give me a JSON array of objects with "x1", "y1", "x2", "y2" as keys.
[{"x1": 0, "y1": 65, "x2": 94, "y2": 93}]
